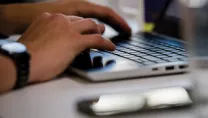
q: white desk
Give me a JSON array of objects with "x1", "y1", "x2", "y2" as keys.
[{"x1": 1, "y1": 70, "x2": 208, "y2": 118}]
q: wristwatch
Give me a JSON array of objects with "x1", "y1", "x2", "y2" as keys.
[{"x1": 0, "y1": 40, "x2": 30, "y2": 89}]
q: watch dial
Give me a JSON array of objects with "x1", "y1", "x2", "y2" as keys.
[{"x1": 1, "y1": 42, "x2": 27, "y2": 53}]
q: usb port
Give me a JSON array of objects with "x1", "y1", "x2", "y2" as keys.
[
  {"x1": 166, "y1": 66, "x2": 174, "y2": 71},
  {"x1": 179, "y1": 65, "x2": 188, "y2": 69},
  {"x1": 152, "y1": 68, "x2": 158, "y2": 71}
]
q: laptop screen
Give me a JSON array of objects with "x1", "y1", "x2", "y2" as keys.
[
  {"x1": 145, "y1": 0, "x2": 181, "y2": 38},
  {"x1": 145, "y1": 0, "x2": 179, "y2": 22}
]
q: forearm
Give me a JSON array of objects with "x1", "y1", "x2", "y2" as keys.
[
  {"x1": 0, "y1": 2, "x2": 55, "y2": 36},
  {"x1": 0, "y1": 4, "x2": 30, "y2": 35},
  {"x1": 0, "y1": 54, "x2": 16, "y2": 94}
]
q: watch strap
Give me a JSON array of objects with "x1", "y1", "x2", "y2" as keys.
[
  {"x1": 13, "y1": 52, "x2": 30, "y2": 89},
  {"x1": 0, "y1": 42, "x2": 30, "y2": 89}
]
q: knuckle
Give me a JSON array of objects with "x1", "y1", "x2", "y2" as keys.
[
  {"x1": 51, "y1": 13, "x2": 66, "y2": 22},
  {"x1": 39, "y1": 12, "x2": 51, "y2": 19},
  {"x1": 93, "y1": 34, "x2": 102, "y2": 39},
  {"x1": 72, "y1": 31, "x2": 81, "y2": 38},
  {"x1": 85, "y1": 18, "x2": 96, "y2": 26},
  {"x1": 53, "y1": 13, "x2": 65, "y2": 17},
  {"x1": 72, "y1": 16, "x2": 84, "y2": 20}
]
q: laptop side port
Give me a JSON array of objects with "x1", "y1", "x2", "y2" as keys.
[
  {"x1": 152, "y1": 68, "x2": 158, "y2": 71},
  {"x1": 179, "y1": 65, "x2": 189, "y2": 69},
  {"x1": 166, "y1": 66, "x2": 174, "y2": 71}
]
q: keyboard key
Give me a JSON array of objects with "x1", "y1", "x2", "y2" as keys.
[
  {"x1": 119, "y1": 48, "x2": 130, "y2": 52},
  {"x1": 130, "y1": 48, "x2": 144, "y2": 52},
  {"x1": 142, "y1": 56, "x2": 162, "y2": 62},
  {"x1": 128, "y1": 42, "x2": 139, "y2": 45},
  {"x1": 149, "y1": 53, "x2": 164, "y2": 56},
  {"x1": 121, "y1": 45, "x2": 136, "y2": 49},
  {"x1": 165, "y1": 58, "x2": 181, "y2": 62},
  {"x1": 149, "y1": 48, "x2": 163, "y2": 52},
  {"x1": 104, "y1": 35, "x2": 188, "y2": 65},
  {"x1": 155, "y1": 55, "x2": 170, "y2": 58},
  {"x1": 112, "y1": 51, "x2": 125, "y2": 54},
  {"x1": 135, "y1": 60, "x2": 145, "y2": 63},
  {"x1": 168, "y1": 52, "x2": 180, "y2": 55},
  {"x1": 155, "y1": 60, "x2": 168, "y2": 63},
  {"x1": 176, "y1": 52, "x2": 187, "y2": 55},
  {"x1": 130, "y1": 57, "x2": 145, "y2": 61},
  {"x1": 122, "y1": 49, "x2": 137, "y2": 53},
  {"x1": 161, "y1": 52, "x2": 175, "y2": 55},
  {"x1": 116, "y1": 48, "x2": 126, "y2": 51},
  {"x1": 131, "y1": 52, "x2": 148, "y2": 56},
  {"x1": 170, "y1": 55, "x2": 185, "y2": 58},
  {"x1": 126, "y1": 55, "x2": 138, "y2": 58},
  {"x1": 119, "y1": 53, "x2": 132, "y2": 57},
  {"x1": 178, "y1": 58, "x2": 188, "y2": 61}
]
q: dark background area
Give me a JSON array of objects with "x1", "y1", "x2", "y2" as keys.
[
  {"x1": 145, "y1": 0, "x2": 180, "y2": 38},
  {"x1": 145, "y1": 0, "x2": 169, "y2": 22}
]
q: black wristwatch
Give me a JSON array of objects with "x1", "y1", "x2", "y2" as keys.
[{"x1": 0, "y1": 40, "x2": 30, "y2": 89}]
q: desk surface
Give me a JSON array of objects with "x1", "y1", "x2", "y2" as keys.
[{"x1": 1, "y1": 70, "x2": 208, "y2": 118}]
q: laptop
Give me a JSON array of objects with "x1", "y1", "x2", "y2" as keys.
[{"x1": 69, "y1": 0, "x2": 189, "y2": 81}]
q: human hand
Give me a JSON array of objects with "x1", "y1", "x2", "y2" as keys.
[
  {"x1": 18, "y1": 13, "x2": 115, "y2": 83},
  {"x1": 0, "y1": 0, "x2": 131, "y2": 36},
  {"x1": 50, "y1": 0, "x2": 132, "y2": 34}
]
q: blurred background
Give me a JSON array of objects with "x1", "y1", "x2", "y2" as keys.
[
  {"x1": 4, "y1": 0, "x2": 180, "y2": 36},
  {"x1": 87, "y1": 0, "x2": 180, "y2": 38},
  {"x1": 4, "y1": 0, "x2": 181, "y2": 40}
]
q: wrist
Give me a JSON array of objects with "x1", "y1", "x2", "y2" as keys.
[
  {"x1": 0, "y1": 40, "x2": 31, "y2": 90},
  {"x1": 0, "y1": 54, "x2": 16, "y2": 93}
]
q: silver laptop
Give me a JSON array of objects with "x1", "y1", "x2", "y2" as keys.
[{"x1": 69, "y1": 0, "x2": 189, "y2": 81}]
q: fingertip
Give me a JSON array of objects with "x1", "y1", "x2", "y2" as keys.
[
  {"x1": 85, "y1": 34, "x2": 115, "y2": 51},
  {"x1": 110, "y1": 13, "x2": 132, "y2": 35},
  {"x1": 119, "y1": 20, "x2": 132, "y2": 35},
  {"x1": 126, "y1": 25, "x2": 132, "y2": 34},
  {"x1": 110, "y1": 43, "x2": 116, "y2": 51},
  {"x1": 106, "y1": 39, "x2": 116, "y2": 51},
  {"x1": 68, "y1": 16, "x2": 84, "y2": 22},
  {"x1": 91, "y1": 5, "x2": 131, "y2": 35}
]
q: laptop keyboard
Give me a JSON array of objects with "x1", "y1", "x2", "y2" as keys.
[{"x1": 105, "y1": 35, "x2": 188, "y2": 66}]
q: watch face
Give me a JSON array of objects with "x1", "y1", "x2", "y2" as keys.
[{"x1": 1, "y1": 42, "x2": 27, "y2": 54}]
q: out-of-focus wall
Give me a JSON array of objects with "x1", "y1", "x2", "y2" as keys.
[
  {"x1": 88, "y1": 0, "x2": 138, "y2": 8},
  {"x1": 88, "y1": 0, "x2": 108, "y2": 6},
  {"x1": 88, "y1": 0, "x2": 139, "y2": 15},
  {"x1": 88, "y1": 0, "x2": 144, "y2": 32}
]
